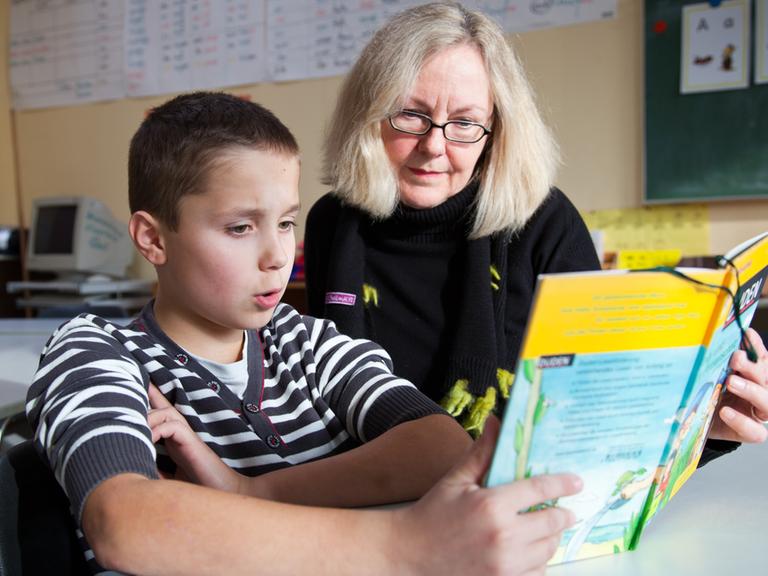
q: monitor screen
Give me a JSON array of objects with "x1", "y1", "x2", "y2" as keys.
[{"x1": 33, "y1": 205, "x2": 77, "y2": 255}]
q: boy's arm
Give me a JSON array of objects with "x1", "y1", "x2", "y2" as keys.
[
  {"x1": 248, "y1": 413, "x2": 471, "y2": 506},
  {"x1": 27, "y1": 317, "x2": 160, "y2": 521},
  {"x1": 280, "y1": 324, "x2": 475, "y2": 504},
  {"x1": 150, "y1": 382, "x2": 471, "y2": 506},
  {"x1": 83, "y1": 419, "x2": 582, "y2": 576}
]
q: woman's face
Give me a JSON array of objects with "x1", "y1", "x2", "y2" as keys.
[{"x1": 381, "y1": 43, "x2": 493, "y2": 210}]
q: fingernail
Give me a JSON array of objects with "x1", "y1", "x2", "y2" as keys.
[
  {"x1": 565, "y1": 509, "x2": 577, "y2": 527},
  {"x1": 721, "y1": 406, "x2": 736, "y2": 421},
  {"x1": 729, "y1": 377, "x2": 745, "y2": 391}
]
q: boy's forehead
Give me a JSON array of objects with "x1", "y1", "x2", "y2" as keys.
[
  {"x1": 216, "y1": 146, "x2": 300, "y2": 166},
  {"x1": 177, "y1": 149, "x2": 300, "y2": 214}
]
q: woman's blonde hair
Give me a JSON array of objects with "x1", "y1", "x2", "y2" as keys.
[{"x1": 323, "y1": 1, "x2": 560, "y2": 238}]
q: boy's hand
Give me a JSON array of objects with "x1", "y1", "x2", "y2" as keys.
[
  {"x1": 148, "y1": 384, "x2": 243, "y2": 492},
  {"x1": 709, "y1": 328, "x2": 768, "y2": 443},
  {"x1": 393, "y1": 417, "x2": 581, "y2": 576}
]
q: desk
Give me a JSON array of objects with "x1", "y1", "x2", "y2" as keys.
[
  {"x1": 0, "y1": 379, "x2": 28, "y2": 420},
  {"x1": 0, "y1": 319, "x2": 68, "y2": 380},
  {"x1": 549, "y1": 440, "x2": 767, "y2": 574},
  {"x1": 0, "y1": 318, "x2": 128, "y2": 420},
  {"x1": 0, "y1": 319, "x2": 67, "y2": 418}
]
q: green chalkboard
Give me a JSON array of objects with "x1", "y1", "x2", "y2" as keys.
[{"x1": 645, "y1": 0, "x2": 768, "y2": 203}]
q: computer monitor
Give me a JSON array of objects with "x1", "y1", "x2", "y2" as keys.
[{"x1": 26, "y1": 196, "x2": 133, "y2": 279}]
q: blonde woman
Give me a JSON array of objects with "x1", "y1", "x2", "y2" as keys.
[
  {"x1": 306, "y1": 1, "x2": 599, "y2": 434},
  {"x1": 306, "y1": 2, "x2": 768, "y2": 460}
]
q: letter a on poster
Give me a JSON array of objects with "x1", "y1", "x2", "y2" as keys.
[{"x1": 681, "y1": 0, "x2": 751, "y2": 94}]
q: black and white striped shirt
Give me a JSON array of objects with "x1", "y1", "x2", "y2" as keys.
[{"x1": 27, "y1": 302, "x2": 443, "y2": 573}]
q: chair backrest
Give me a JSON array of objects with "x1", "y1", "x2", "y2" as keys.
[
  {"x1": 0, "y1": 441, "x2": 90, "y2": 575},
  {"x1": 0, "y1": 450, "x2": 21, "y2": 576}
]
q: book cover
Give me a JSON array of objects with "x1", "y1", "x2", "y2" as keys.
[{"x1": 485, "y1": 232, "x2": 768, "y2": 564}]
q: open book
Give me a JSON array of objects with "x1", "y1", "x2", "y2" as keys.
[{"x1": 486, "y1": 231, "x2": 768, "y2": 564}]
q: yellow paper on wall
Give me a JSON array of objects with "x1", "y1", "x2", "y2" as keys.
[
  {"x1": 582, "y1": 205, "x2": 709, "y2": 256},
  {"x1": 617, "y1": 249, "x2": 682, "y2": 270}
]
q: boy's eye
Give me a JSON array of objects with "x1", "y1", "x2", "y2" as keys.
[
  {"x1": 279, "y1": 220, "x2": 296, "y2": 231},
  {"x1": 227, "y1": 224, "x2": 251, "y2": 235}
]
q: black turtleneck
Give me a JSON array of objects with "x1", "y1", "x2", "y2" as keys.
[{"x1": 361, "y1": 184, "x2": 477, "y2": 400}]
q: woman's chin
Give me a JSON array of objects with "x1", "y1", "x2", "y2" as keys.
[{"x1": 399, "y1": 187, "x2": 454, "y2": 210}]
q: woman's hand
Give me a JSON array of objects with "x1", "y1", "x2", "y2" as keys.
[
  {"x1": 708, "y1": 328, "x2": 768, "y2": 443},
  {"x1": 148, "y1": 383, "x2": 244, "y2": 492}
]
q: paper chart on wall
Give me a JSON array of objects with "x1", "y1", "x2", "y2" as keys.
[
  {"x1": 266, "y1": 0, "x2": 618, "y2": 82},
  {"x1": 470, "y1": 0, "x2": 617, "y2": 34},
  {"x1": 124, "y1": 0, "x2": 267, "y2": 98},
  {"x1": 266, "y1": 0, "x2": 422, "y2": 83},
  {"x1": 9, "y1": 0, "x2": 617, "y2": 111},
  {"x1": 9, "y1": 0, "x2": 125, "y2": 111}
]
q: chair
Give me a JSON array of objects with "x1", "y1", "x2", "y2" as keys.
[{"x1": 0, "y1": 441, "x2": 90, "y2": 575}]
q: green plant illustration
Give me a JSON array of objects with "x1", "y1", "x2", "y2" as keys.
[{"x1": 515, "y1": 358, "x2": 544, "y2": 479}]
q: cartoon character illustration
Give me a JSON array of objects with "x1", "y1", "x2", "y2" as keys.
[
  {"x1": 694, "y1": 55, "x2": 714, "y2": 65},
  {"x1": 562, "y1": 468, "x2": 651, "y2": 562},
  {"x1": 653, "y1": 380, "x2": 714, "y2": 505},
  {"x1": 689, "y1": 381, "x2": 723, "y2": 468},
  {"x1": 721, "y1": 44, "x2": 736, "y2": 71}
]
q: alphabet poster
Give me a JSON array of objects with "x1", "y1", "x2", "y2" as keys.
[
  {"x1": 757, "y1": 0, "x2": 768, "y2": 84},
  {"x1": 681, "y1": 0, "x2": 750, "y2": 94}
]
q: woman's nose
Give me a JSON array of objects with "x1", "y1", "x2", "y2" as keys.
[{"x1": 417, "y1": 125, "x2": 447, "y2": 157}]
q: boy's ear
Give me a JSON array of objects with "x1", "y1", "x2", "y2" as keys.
[{"x1": 129, "y1": 211, "x2": 167, "y2": 266}]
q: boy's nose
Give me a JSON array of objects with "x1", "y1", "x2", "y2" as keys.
[{"x1": 259, "y1": 233, "x2": 289, "y2": 270}]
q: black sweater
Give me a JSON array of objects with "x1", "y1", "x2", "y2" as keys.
[{"x1": 306, "y1": 186, "x2": 600, "y2": 388}]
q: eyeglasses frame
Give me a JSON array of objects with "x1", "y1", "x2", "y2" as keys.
[{"x1": 387, "y1": 110, "x2": 491, "y2": 144}]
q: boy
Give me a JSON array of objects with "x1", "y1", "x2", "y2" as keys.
[{"x1": 27, "y1": 92, "x2": 581, "y2": 575}]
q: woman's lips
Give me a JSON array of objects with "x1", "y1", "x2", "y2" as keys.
[{"x1": 408, "y1": 167, "x2": 443, "y2": 178}]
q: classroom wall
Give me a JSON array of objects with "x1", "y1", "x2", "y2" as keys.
[
  {"x1": 4, "y1": 0, "x2": 768, "y2": 280},
  {"x1": 0, "y1": 4, "x2": 18, "y2": 227}
]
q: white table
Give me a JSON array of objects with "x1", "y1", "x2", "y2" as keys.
[
  {"x1": 549, "y1": 440, "x2": 767, "y2": 574},
  {"x1": 0, "y1": 318, "x2": 128, "y2": 419},
  {"x1": 0, "y1": 319, "x2": 65, "y2": 418}
]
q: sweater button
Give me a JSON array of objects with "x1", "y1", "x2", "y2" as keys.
[
  {"x1": 175, "y1": 353, "x2": 189, "y2": 365},
  {"x1": 208, "y1": 381, "x2": 219, "y2": 392},
  {"x1": 266, "y1": 434, "x2": 280, "y2": 449},
  {"x1": 245, "y1": 402, "x2": 259, "y2": 413}
]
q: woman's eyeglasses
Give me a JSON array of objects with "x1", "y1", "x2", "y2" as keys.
[{"x1": 388, "y1": 110, "x2": 491, "y2": 144}]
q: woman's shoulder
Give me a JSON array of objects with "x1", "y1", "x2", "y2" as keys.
[
  {"x1": 307, "y1": 192, "x2": 345, "y2": 221},
  {"x1": 508, "y1": 187, "x2": 600, "y2": 271},
  {"x1": 535, "y1": 187, "x2": 582, "y2": 221},
  {"x1": 514, "y1": 187, "x2": 585, "y2": 240}
]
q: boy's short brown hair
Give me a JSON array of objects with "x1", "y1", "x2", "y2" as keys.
[{"x1": 129, "y1": 91, "x2": 299, "y2": 230}]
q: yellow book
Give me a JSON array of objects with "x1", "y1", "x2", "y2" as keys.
[{"x1": 486, "y1": 231, "x2": 768, "y2": 564}]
